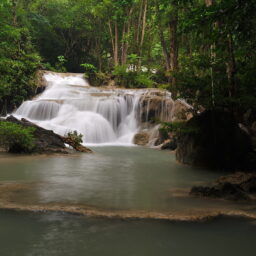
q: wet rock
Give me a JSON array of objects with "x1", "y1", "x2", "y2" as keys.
[
  {"x1": 161, "y1": 138, "x2": 177, "y2": 151},
  {"x1": 133, "y1": 132, "x2": 150, "y2": 146},
  {"x1": 62, "y1": 137, "x2": 92, "y2": 153},
  {"x1": 136, "y1": 90, "x2": 174, "y2": 124},
  {"x1": 190, "y1": 172, "x2": 256, "y2": 201},
  {"x1": 176, "y1": 110, "x2": 253, "y2": 170},
  {"x1": 138, "y1": 93, "x2": 193, "y2": 125},
  {"x1": 172, "y1": 100, "x2": 193, "y2": 122},
  {"x1": 35, "y1": 70, "x2": 48, "y2": 94},
  {"x1": 3, "y1": 116, "x2": 92, "y2": 154},
  {"x1": 191, "y1": 183, "x2": 250, "y2": 201}
]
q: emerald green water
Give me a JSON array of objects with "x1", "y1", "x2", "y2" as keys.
[
  {"x1": 0, "y1": 147, "x2": 226, "y2": 212},
  {"x1": 0, "y1": 147, "x2": 255, "y2": 255}
]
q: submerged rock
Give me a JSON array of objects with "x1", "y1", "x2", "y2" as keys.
[
  {"x1": 190, "y1": 172, "x2": 256, "y2": 201},
  {"x1": 3, "y1": 116, "x2": 92, "y2": 154}
]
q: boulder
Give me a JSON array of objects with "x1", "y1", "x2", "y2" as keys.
[
  {"x1": 138, "y1": 94, "x2": 174, "y2": 123},
  {"x1": 3, "y1": 116, "x2": 92, "y2": 154},
  {"x1": 172, "y1": 100, "x2": 193, "y2": 122},
  {"x1": 133, "y1": 132, "x2": 150, "y2": 146},
  {"x1": 176, "y1": 110, "x2": 253, "y2": 170},
  {"x1": 190, "y1": 172, "x2": 256, "y2": 201}
]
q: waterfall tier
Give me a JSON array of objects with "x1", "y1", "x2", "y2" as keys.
[{"x1": 14, "y1": 72, "x2": 176, "y2": 145}]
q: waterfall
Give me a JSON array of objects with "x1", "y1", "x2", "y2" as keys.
[{"x1": 14, "y1": 72, "x2": 174, "y2": 146}]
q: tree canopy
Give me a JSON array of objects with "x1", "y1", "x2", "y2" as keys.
[{"x1": 0, "y1": 0, "x2": 256, "y2": 119}]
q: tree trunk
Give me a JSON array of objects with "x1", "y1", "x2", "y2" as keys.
[
  {"x1": 226, "y1": 33, "x2": 237, "y2": 98},
  {"x1": 108, "y1": 21, "x2": 119, "y2": 66},
  {"x1": 114, "y1": 21, "x2": 119, "y2": 66},
  {"x1": 138, "y1": 0, "x2": 148, "y2": 69},
  {"x1": 156, "y1": 3, "x2": 171, "y2": 72},
  {"x1": 108, "y1": 21, "x2": 115, "y2": 66},
  {"x1": 11, "y1": 0, "x2": 18, "y2": 26},
  {"x1": 169, "y1": 5, "x2": 178, "y2": 96},
  {"x1": 205, "y1": 0, "x2": 216, "y2": 107},
  {"x1": 205, "y1": 0, "x2": 214, "y2": 7}
]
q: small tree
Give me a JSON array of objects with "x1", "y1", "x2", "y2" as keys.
[{"x1": 66, "y1": 130, "x2": 83, "y2": 147}]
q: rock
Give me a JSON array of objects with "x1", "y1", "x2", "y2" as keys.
[
  {"x1": 172, "y1": 100, "x2": 193, "y2": 122},
  {"x1": 62, "y1": 137, "x2": 92, "y2": 153},
  {"x1": 251, "y1": 122, "x2": 256, "y2": 136},
  {"x1": 137, "y1": 90, "x2": 174, "y2": 123},
  {"x1": 190, "y1": 172, "x2": 256, "y2": 201},
  {"x1": 161, "y1": 138, "x2": 177, "y2": 151},
  {"x1": 240, "y1": 177, "x2": 256, "y2": 193},
  {"x1": 190, "y1": 183, "x2": 250, "y2": 201},
  {"x1": 176, "y1": 110, "x2": 253, "y2": 170},
  {"x1": 3, "y1": 116, "x2": 92, "y2": 154},
  {"x1": 35, "y1": 70, "x2": 48, "y2": 94},
  {"x1": 133, "y1": 132, "x2": 150, "y2": 146},
  {"x1": 138, "y1": 93, "x2": 193, "y2": 124}
]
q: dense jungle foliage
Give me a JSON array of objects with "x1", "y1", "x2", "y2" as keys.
[{"x1": 0, "y1": 0, "x2": 256, "y2": 121}]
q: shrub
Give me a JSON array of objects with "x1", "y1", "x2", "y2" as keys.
[
  {"x1": 159, "y1": 121, "x2": 199, "y2": 139},
  {"x1": 0, "y1": 121, "x2": 35, "y2": 153},
  {"x1": 66, "y1": 130, "x2": 83, "y2": 147},
  {"x1": 113, "y1": 65, "x2": 155, "y2": 88},
  {"x1": 55, "y1": 55, "x2": 67, "y2": 72}
]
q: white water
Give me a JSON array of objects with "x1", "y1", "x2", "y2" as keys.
[{"x1": 14, "y1": 73, "x2": 174, "y2": 146}]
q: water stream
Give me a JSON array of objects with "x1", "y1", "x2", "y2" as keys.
[
  {"x1": 14, "y1": 72, "x2": 173, "y2": 145},
  {"x1": 1, "y1": 73, "x2": 256, "y2": 255}
]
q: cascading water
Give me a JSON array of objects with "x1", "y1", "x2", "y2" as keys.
[{"x1": 14, "y1": 72, "x2": 174, "y2": 146}]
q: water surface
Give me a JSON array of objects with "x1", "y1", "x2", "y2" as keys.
[
  {"x1": 0, "y1": 147, "x2": 227, "y2": 213},
  {"x1": 1, "y1": 210, "x2": 256, "y2": 256}
]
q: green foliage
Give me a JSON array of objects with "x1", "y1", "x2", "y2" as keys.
[
  {"x1": 113, "y1": 65, "x2": 155, "y2": 88},
  {"x1": 0, "y1": 121, "x2": 35, "y2": 153},
  {"x1": 80, "y1": 63, "x2": 108, "y2": 86},
  {"x1": 81, "y1": 63, "x2": 97, "y2": 74},
  {"x1": 0, "y1": 3, "x2": 41, "y2": 114},
  {"x1": 160, "y1": 121, "x2": 199, "y2": 138},
  {"x1": 0, "y1": 0, "x2": 256, "y2": 123},
  {"x1": 66, "y1": 130, "x2": 83, "y2": 147},
  {"x1": 55, "y1": 55, "x2": 67, "y2": 72}
]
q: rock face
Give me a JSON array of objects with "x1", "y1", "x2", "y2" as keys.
[
  {"x1": 138, "y1": 91, "x2": 174, "y2": 123},
  {"x1": 176, "y1": 110, "x2": 253, "y2": 170},
  {"x1": 136, "y1": 93, "x2": 192, "y2": 148},
  {"x1": 4, "y1": 116, "x2": 92, "y2": 154},
  {"x1": 138, "y1": 94, "x2": 193, "y2": 124},
  {"x1": 190, "y1": 172, "x2": 256, "y2": 201},
  {"x1": 172, "y1": 100, "x2": 193, "y2": 122}
]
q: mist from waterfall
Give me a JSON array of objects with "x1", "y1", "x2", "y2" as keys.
[{"x1": 14, "y1": 73, "x2": 174, "y2": 146}]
